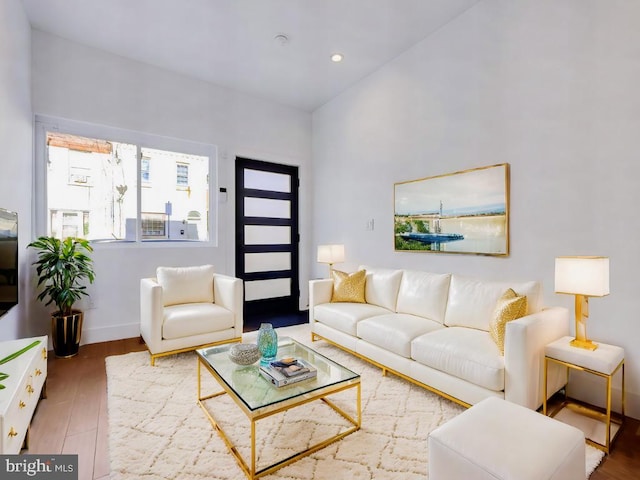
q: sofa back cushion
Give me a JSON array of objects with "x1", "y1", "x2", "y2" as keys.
[
  {"x1": 444, "y1": 274, "x2": 542, "y2": 331},
  {"x1": 359, "y1": 266, "x2": 403, "y2": 312},
  {"x1": 156, "y1": 264, "x2": 215, "y2": 307},
  {"x1": 396, "y1": 271, "x2": 451, "y2": 324}
]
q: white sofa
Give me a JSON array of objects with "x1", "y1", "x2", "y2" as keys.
[{"x1": 310, "y1": 267, "x2": 569, "y2": 410}]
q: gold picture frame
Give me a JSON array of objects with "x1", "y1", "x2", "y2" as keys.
[{"x1": 394, "y1": 163, "x2": 510, "y2": 256}]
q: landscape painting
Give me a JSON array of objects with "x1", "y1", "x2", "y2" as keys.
[{"x1": 394, "y1": 163, "x2": 509, "y2": 255}]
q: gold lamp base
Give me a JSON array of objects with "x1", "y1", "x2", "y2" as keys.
[
  {"x1": 571, "y1": 294, "x2": 598, "y2": 351},
  {"x1": 570, "y1": 338, "x2": 597, "y2": 350}
]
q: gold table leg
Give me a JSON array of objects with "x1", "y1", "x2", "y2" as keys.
[
  {"x1": 543, "y1": 356, "x2": 624, "y2": 454},
  {"x1": 197, "y1": 357, "x2": 361, "y2": 479}
]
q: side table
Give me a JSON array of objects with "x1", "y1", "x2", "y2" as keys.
[{"x1": 543, "y1": 336, "x2": 624, "y2": 454}]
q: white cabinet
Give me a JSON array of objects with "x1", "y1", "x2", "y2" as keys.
[{"x1": 0, "y1": 336, "x2": 48, "y2": 454}]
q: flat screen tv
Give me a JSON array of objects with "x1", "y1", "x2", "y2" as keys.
[{"x1": 0, "y1": 208, "x2": 18, "y2": 317}]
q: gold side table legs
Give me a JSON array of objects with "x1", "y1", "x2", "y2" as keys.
[{"x1": 544, "y1": 356, "x2": 625, "y2": 454}]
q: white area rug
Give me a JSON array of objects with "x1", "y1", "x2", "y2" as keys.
[{"x1": 106, "y1": 324, "x2": 604, "y2": 479}]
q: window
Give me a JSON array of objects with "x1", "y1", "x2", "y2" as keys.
[
  {"x1": 46, "y1": 133, "x2": 137, "y2": 241},
  {"x1": 141, "y1": 148, "x2": 208, "y2": 241},
  {"x1": 49, "y1": 210, "x2": 89, "y2": 239},
  {"x1": 37, "y1": 117, "x2": 216, "y2": 244},
  {"x1": 68, "y1": 151, "x2": 92, "y2": 185},
  {"x1": 141, "y1": 213, "x2": 167, "y2": 239},
  {"x1": 141, "y1": 157, "x2": 151, "y2": 183},
  {"x1": 176, "y1": 163, "x2": 189, "y2": 187}
]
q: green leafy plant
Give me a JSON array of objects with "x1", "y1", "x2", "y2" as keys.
[
  {"x1": 28, "y1": 236, "x2": 95, "y2": 316},
  {"x1": 0, "y1": 340, "x2": 41, "y2": 389}
]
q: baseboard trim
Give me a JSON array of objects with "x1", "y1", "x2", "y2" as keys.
[
  {"x1": 81, "y1": 322, "x2": 141, "y2": 345},
  {"x1": 569, "y1": 369, "x2": 639, "y2": 421}
]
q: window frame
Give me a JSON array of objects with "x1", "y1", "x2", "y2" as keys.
[
  {"x1": 141, "y1": 157, "x2": 151, "y2": 184},
  {"x1": 176, "y1": 163, "x2": 189, "y2": 187},
  {"x1": 34, "y1": 115, "x2": 218, "y2": 247}
]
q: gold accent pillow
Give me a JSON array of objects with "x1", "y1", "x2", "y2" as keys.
[
  {"x1": 331, "y1": 269, "x2": 366, "y2": 303},
  {"x1": 489, "y1": 288, "x2": 528, "y2": 354}
]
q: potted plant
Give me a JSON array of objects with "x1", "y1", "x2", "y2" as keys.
[{"x1": 28, "y1": 236, "x2": 95, "y2": 358}]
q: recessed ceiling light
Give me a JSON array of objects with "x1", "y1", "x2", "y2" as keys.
[{"x1": 331, "y1": 53, "x2": 344, "y2": 63}]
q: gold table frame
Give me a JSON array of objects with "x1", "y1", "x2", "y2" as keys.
[
  {"x1": 196, "y1": 343, "x2": 361, "y2": 479},
  {"x1": 544, "y1": 355, "x2": 625, "y2": 454}
]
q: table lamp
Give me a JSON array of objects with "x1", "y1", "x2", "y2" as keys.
[
  {"x1": 555, "y1": 256, "x2": 609, "y2": 350},
  {"x1": 317, "y1": 244, "x2": 345, "y2": 277}
]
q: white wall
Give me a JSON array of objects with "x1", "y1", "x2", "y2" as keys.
[
  {"x1": 312, "y1": 0, "x2": 640, "y2": 417},
  {"x1": 0, "y1": 0, "x2": 34, "y2": 340},
  {"x1": 31, "y1": 30, "x2": 312, "y2": 343}
]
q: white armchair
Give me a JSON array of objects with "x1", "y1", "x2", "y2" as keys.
[{"x1": 140, "y1": 264, "x2": 243, "y2": 365}]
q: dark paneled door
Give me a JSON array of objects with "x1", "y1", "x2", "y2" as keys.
[{"x1": 235, "y1": 157, "x2": 299, "y2": 317}]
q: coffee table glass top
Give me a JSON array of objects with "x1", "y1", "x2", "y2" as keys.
[{"x1": 197, "y1": 337, "x2": 359, "y2": 412}]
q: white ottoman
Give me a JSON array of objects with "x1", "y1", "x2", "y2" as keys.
[{"x1": 428, "y1": 397, "x2": 585, "y2": 480}]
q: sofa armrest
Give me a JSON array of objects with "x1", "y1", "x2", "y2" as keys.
[
  {"x1": 213, "y1": 273, "x2": 243, "y2": 333},
  {"x1": 140, "y1": 277, "x2": 164, "y2": 351},
  {"x1": 504, "y1": 306, "x2": 570, "y2": 409},
  {"x1": 309, "y1": 279, "x2": 333, "y2": 323}
]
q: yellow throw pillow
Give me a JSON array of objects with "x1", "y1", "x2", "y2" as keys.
[
  {"x1": 331, "y1": 269, "x2": 366, "y2": 303},
  {"x1": 489, "y1": 288, "x2": 528, "y2": 354}
]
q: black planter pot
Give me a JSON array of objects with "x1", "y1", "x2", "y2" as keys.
[{"x1": 51, "y1": 310, "x2": 83, "y2": 358}]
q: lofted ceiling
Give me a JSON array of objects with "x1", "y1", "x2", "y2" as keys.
[{"x1": 21, "y1": 0, "x2": 479, "y2": 112}]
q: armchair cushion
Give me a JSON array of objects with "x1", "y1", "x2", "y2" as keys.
[
  {"x1": 162, "y1": 303, "x2": 234, "y2": 340},
  {"x1": 157, "y1": 264, "x2": 215, "y2": 306}
]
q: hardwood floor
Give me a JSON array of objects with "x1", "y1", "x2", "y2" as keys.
[
  {"x1": 26, "y1": 337, "x2": 640, "y2": 479},
  {"x1": 26, "y1": 338, "x2": 147, "y2": 480}
]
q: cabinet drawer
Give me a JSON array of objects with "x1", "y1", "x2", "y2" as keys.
[
  {"x1": 0, "y1": 336, "x2": 48, "y2": 454},
  {"x1": 1, "y1": 390, "x2": 32, "y2": 454},
  {"x1": 1, "y1": 376, "x2": 39, "y2": 454}
]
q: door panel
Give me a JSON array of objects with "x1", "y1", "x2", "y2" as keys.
[
  {"x1": 235, "y1": 158, "x2": 299, "y2": 316},
  {"x1": 244, "y1": 278, "x2": 291, "y2": 301},
  {"x1": 244, "y1": 252, "x2": 291, "y2": 273},
  {"x1": 244, "y1": 225, "x2": 291, "y2": 245},
  {"x1": 244, "y1": 197, "x2": 291, "y2": 218},
  {"x1": 244, "y1": 169, "x2": 291, "y2": 192}
]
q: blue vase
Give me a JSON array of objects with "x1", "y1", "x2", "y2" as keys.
[{"x1": 257, "y1": 323, "x2": 278, "y2": 365}]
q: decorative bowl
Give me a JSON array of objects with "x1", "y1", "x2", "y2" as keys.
[{"x1": 229, "y1": 343, "x2": 261, "y2": 365}]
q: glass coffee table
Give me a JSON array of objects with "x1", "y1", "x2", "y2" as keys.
[{"x1": 196, "y1": 337, "x2": 361, "y2": 479}]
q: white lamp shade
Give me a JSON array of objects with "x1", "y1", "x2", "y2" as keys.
[
  {"x1": 555, "y1": 256, "x2": 610, "y2": 297},
  {"x1": 317, "y1": 244, "x2": 345, "y2": 264}
]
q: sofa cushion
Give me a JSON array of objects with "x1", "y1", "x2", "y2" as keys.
[
  {"x1": 489, "y1": 289, "x2": 528, "y2": 354},
  {"x1": 331, "y1": 269, "x2": 366, "y2": 303},
  {"x1": 157, "y1": 264, "x2": 215, "y2": 307},
  {"x1": 396, "y1": 271, "x2": 451, "y2": 324},
  {"x1": 162, "y1": 303, "x2": 234, "y2": 340},
  {"x1": 411, "y1": 327, "x2": 505, "y2": 392},
  {"x1": 314, "y1": 302, "x2": 391, "y2": 336},
  {"x1": 444, "y1": 275, "x2": 542, "y2": 331},
  {"x1": 357, "y1": 314, "x2": 444, "y2": 358},
  {"x1": 359, "y1": 266, "x2": 403, "y2": 311}
]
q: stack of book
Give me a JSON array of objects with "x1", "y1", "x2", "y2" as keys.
[{"x1": 259, "y1": 357, "x2": 317, "y2": 387}]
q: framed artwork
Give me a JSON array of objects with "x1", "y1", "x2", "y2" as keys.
[{"x1": 394, "y1": 163, "x2": 509, "y2": 256}]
